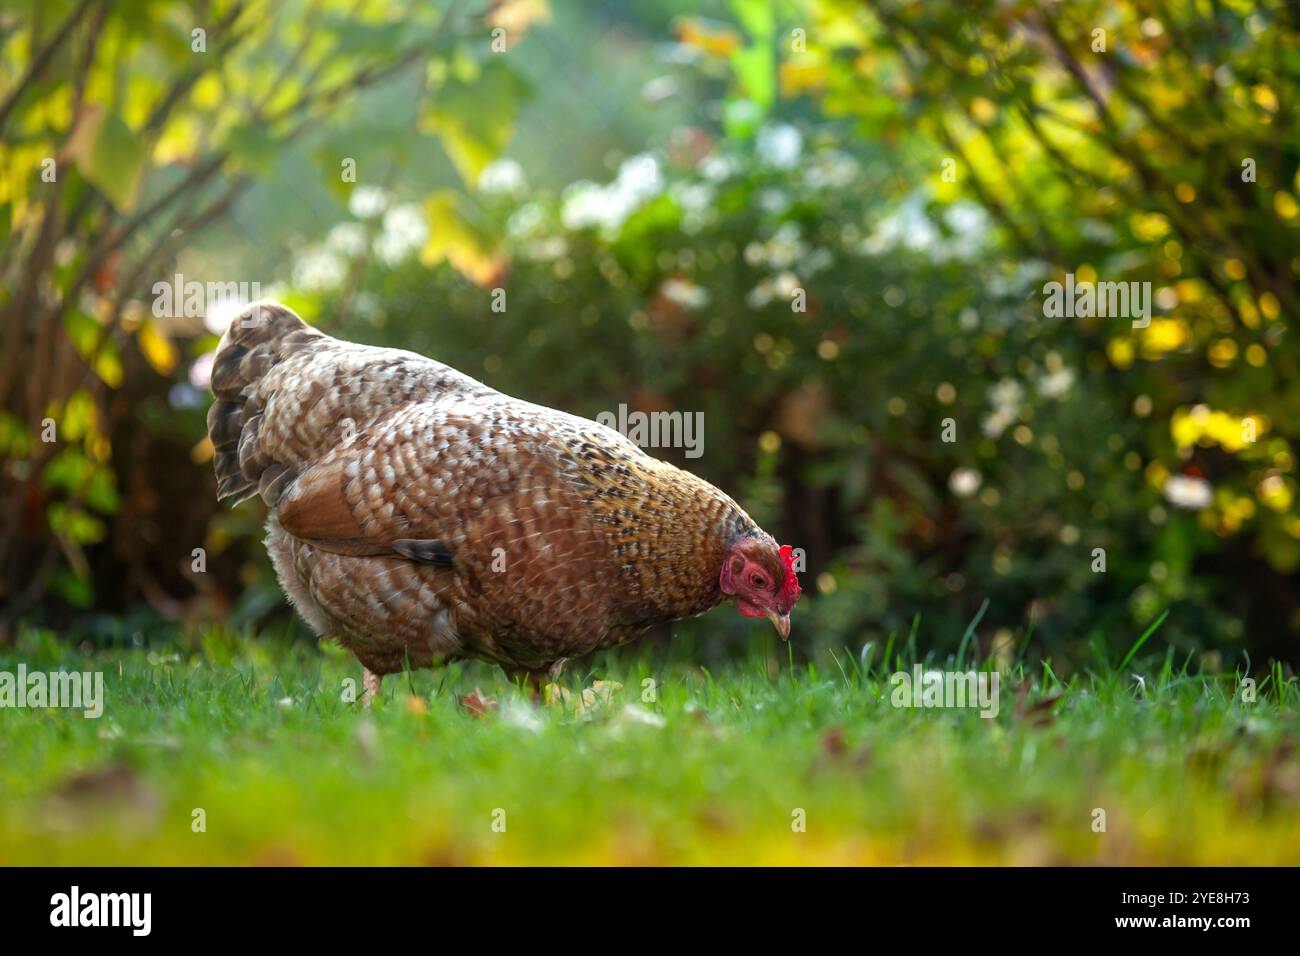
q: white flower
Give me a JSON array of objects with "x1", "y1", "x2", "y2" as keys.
[
  {"x1": 756, "y1": 123, "x2": 802, "y2": 169},
  {"x1": 615, "y1": 153, "x2": 663, "y2": 202},
  {"x1": 746, "y1": 279, "x2": 774, "y2": 309},
  {"x1": 762, "y1": 223, "x2": 806, "y2": 270},
  {"x1": 1163, "y1": 474, "x2": 1212, "y2": 510},
  {"x1": 949, "y1": 467, "x2": 982, "y2": 497},
  {"x1": 698, "y1": 153, "x2": 738, "y2": 182},
  {"x1": 661, "y1": 278, "x2": 709, "y2": 309},
  {"x1": 670, "y1": 182, "x2": 715, "y2": 213},
  {"x1": 745, "y1": 271, "x2": 803, "y2": 310},
  {"x1": 560, "y1": 154, "x2": 664, "y2": 234},
  {"x1": 863, "y1": 195, "x2": 939, "y2": 255},
  {"x1": 942, "y1": 202, "x2": 991, "y2": 258},
  {"x1": 478, "y1": 158, "x2": 525, "y2": 196},
  {"x1": 507, "y1": 202, "x2": 546, "y2": 238},
  {"x1": 990, "y1": 378, "x2": 1024, "y2": 411},
  {"x1": 861, "y1": 193, "x2": 990, "y2": 262},
  {"x1": 772, "y1": 271, "x2": 800, "y2": 299},
  {"x1": 983, "y1": 380, "x2": 1023, "y2": 438},
  {"x1": 803, "y1": 150, "x2": 858, "y2": 190},
  {"x1": 326, "y1": 222, "x2": 368, "y2": 257},
  {"x1": 524, "y1": 236, "x2": 568, "y2": 261},
  {"x1": 374, "y1": 203, "x2": 428, "y2": 266},
  {"x1": 348, "y1": 185, "x2": 388, "y2": 219},
  {"x1": 758, "y1": 188, "x2": 790, "y2": 214},
  {"x1": 188, "y1": 352, "x2": 214, "y2": 390},
  {"x1": 560, "y1": 181, "x2": 610, "y2": 230},
  {"x1": 640, "y1": 74, "x2": 677, "y2": 103},
  {"x1": 674, "y1": 182, "x2": 716, "y2": 234},
  {"x1": 293, "y1": 247, "x2": 346, "y2": 291},
  {"x1": 982, "y1": 408, "x2": 1014, "y2": 439},
  {"x1": 1038, "y1": 368, "x2": 1075, "y2": 398}
]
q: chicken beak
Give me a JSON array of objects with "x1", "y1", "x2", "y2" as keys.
[{"x1": 767, "y1": 609, "x2": 791, "y2": 641}]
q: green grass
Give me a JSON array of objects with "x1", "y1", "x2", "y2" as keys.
[{"x1": 2, "y1": 622, "x2": 1298, "y2": 865}]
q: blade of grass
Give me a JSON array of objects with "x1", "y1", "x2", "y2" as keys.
[
  {"x1": 956, "y1": 597, "x2": 990, "y2": 668},
  {"x1": 828, "y1": 646, "x2": 851, "y2": 688},
  {"x1": 903, "y1": 614, "x2": 920, "y2": 670},
  {"x1": 1017, "y1": 601, "x2": 1038, "y2": 666},
  {"x1": 880, "y1": 631, "x2": 896, "y2": 677},
  {"x1": 1118, "y1": 609, "x2": 1170, "y2": 671}
]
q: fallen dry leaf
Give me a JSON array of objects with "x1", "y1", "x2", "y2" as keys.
[
  {"x1": 543, "y1": 683, "x2": 570, "y2": 708},
  {"x1": 460, "y1": 688, "x2": 498, "y2": 719},
  {"x1": 48, "y1": 762, "x2": 159, "y2": 826},
  {"x1": 585, "y1": 679, "x2": 624, "y2": 708},
  {"x1": 1013, "y1": 684, "x2": 1063, "y2": 727},
  {"x1": 54, "y1": 763, "x2": 154, "y2": 809},
  {"x1": 821, "y1": 725, "x2": 847, "y2": 757},
  {"x1": 545, "y1": 680, "x2": 624, "y2": 716}
]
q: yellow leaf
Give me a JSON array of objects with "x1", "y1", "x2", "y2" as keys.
[
  {"x1": 487, "y1": 0, "x2": 551, "y2": 36},
  {"x1": 138, "y1": 320, "x2": 178, "y2": 375},
  {"x1": 675, "y1": 17, "x2": 742, "y2": 58},
  {"x1": 154, "y1": 115, "x2": 200, "y2": 165},
  {"x1": 1259, "y1": 292, "x2": 1281, "y2": 320},
  {"x1": 63, "y1": 390, "x2": 96, "y2": 442},
  {"x1": 94, "y1": 340, "x2": 123, "y2": 388},
  {"x1": 970, "y1": 96, "x2": 997, "y2": 124},
  {"x1": 779, "y1": 58, "x2": 826, "y2": 97},
  {"x1": 1251, "y1": 84, "x2": 1278, "y2": 113},
  {"x1": 420, "y1": 190, "x2": 505, "y2": 286},
  {"x1": 423, "y1": 61, "x2": 530, "y2": 185},
  {"x1": 1257, "y1": 475, "x2": 1292, "y2": 513},
  {"x1": 1207, "y1": 338, "x2": 1238, "y2": 368},
  {"x1": 542, "y1": 683, "x2": 569, "y2": 708},
  {"x1": 192, "y1": 73, "x2": 223, "y2": 109},
  {"x1": 1130, "y1": 212, "x2": 1170, "y2": 242},
  {"x1": 191, "y1": 435, "x2": 214, "y2": 465}
]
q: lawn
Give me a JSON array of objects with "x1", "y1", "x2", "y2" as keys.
[{"x1": 2, "y1": 624, "x2": 1298, "y2": 866}]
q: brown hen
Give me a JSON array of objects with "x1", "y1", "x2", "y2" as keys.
[{"x1": 207, "y1": 302, "x2": 799, "y2": 700}]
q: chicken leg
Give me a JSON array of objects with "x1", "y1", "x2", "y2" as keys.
[{"x1": 362, "y1": 668, "x2": 382, "y2": 707}]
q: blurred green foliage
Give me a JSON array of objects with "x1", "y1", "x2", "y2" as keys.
[
  {"x1": 4, "y1": 0, "x2": 1298, "y2": 669},
  {"x1": 0, "y1": 0, "x2": 542, "y2": 624}
]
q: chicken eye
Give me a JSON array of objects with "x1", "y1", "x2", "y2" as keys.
[{"x1": 750, "y1": 573, "x2": 767, "y2": 588}]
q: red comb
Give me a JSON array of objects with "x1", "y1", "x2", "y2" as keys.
[{"x1": 778, "y1": 544, "x2": 801, "y2": 610}]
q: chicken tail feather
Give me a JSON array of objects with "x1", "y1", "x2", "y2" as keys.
[{"x1": 207, "y1": 301, "x2": 323, "y2": 503}]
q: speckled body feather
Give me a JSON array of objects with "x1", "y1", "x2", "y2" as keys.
[{"x1": 207, "y1": 302, "x2": 770, "y2": 680}]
